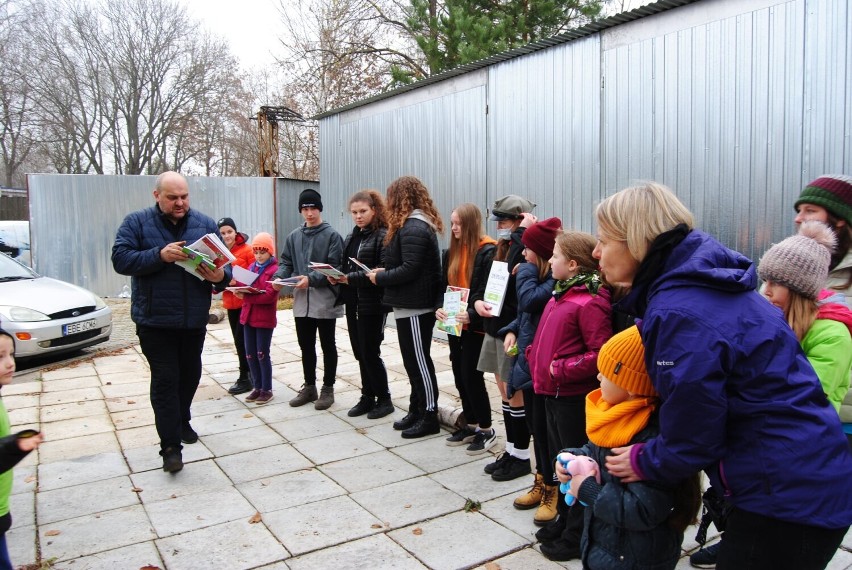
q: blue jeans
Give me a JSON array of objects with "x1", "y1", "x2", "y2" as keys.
[{"x1": 244, "y1": 326, "x2": 274, "y2": 391}]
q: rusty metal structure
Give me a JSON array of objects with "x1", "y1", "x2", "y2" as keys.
[{"x1": 255, "y1": 105, "x2": 305, "y2": 177}]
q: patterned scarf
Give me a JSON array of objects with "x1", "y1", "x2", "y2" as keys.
[
  {"x1": 554, "y1": 271, "x2": 602, "y2": 297},
  {"x1": 584, "y1": 388, "x2": 657, "y2": 448}
]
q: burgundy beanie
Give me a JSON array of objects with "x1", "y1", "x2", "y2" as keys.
[
  {"x1": 758, "y1": 221, "x2": 836, "y2": 299},
  {"x1": 794, "y1": 175, "x2": 852, "y2": 224},
  {"x1": 521, "y1": 217, "x2": 562, "y2": 260}
]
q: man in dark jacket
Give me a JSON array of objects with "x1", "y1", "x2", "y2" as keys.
[{"x1": 111, "y1": 171, "x2": 230, "y2": 473}]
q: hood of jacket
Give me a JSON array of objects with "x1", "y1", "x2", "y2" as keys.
[
  {"x1": 408, "y1": 209, "x2": 437, "y2": 232},
  {"x1": 618, "y1": 229, "x2": 757, "y2": 318}
]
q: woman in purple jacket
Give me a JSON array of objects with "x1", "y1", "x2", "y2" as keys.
[{"x1": 594, "y1": 182, "x2": 852, "y2": 570}]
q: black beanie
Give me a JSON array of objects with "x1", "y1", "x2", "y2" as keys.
[
  {"x1": 298, "y1": 189, "x2": 323, "y2": 212},
  {"x1": 217, "y1": 217, "x2": 237, "y2": 231}
]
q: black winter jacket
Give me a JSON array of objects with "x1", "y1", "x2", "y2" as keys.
[
  {"x1": 338, "y1": 225, "x2": 388, "y2": 316},
  {"x1": 441, "y1": 243, "x2": 496, "y2": 332},
  {"x1": 376, "y1": 216, "x2": 442, "y2": 310},
  {"x1": 470, "y1": 226, "x2": 526, "y2": 337},
  {"x1": 567, "y1": 417, "x2": 683, "y2": 570},
  {"x1": 111, "y1": 206, "x2": 229, "y2": 329}
]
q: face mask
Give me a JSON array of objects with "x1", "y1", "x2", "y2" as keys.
[{"x1": 497, "y1": 228, "x2": 512, "y2": 240}]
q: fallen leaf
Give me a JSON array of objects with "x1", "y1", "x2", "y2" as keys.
[
  {"x1": 463, "y1": 498, "x2": 481, "y2": 513},
  {"x1": 170, "y1": 494, "x2": 177, "y2": 499},
  {"x1": 139, "y1": 565, "x2": 162, "y2": 570},
  {"x1": 127, "y1": 400, "x2": 136, "y2": 404},
  {"x1": 243, "y1": 413, "x2": 253, "y2": 418},
  {"x1": 131, "y1": 487, "x2": 143, "y2": 493},
  {"x1": 404, "y1": 504, "x2": 412, "y2": 509},
  {"x1": 24, "y1": 475, "x2": 35, "y2": 483},
  {"x1": 45, "y1": 530, "x2": 61, "y2": 536},
  {"x1": 484, "y1": 563, "x2": 501, "y2": 570},
  {"x1": 412, "y1": 528, "x2": 423, "y2": 535},
  {"x1": 356, "y1": 427, "x2": 367, "y2": 434},
  {"x1": 260, "y1": 479, "x2": 270, "y2": 486},
  {"x1": 371, "y1": 523, "x2": 382, "y2": 529},
  {"x1": 249, "y1": 512, "x2": 262, "y2": 524},
  {"x1": 106, "y1": 381, "x2": 112, "y2": 385}
]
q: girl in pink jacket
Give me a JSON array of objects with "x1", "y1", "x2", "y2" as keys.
[
  {"x1": 237, "y1": 233, "x2": 280, "y2": 405},
  {"x1": 526, "y1": 230, "x2": 612, "y2": 561}
]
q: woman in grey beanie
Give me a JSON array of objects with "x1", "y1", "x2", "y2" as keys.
[{"x1": 759, "y1": 221, "x2": 852, "y2": 412}]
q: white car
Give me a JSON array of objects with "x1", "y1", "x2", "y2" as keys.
[{"x1": 0, "y1": 253, "x2": 112, "y2": 360}]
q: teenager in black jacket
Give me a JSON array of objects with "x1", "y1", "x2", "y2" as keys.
[
  {"x1": 370, "y1": 176, "x2": 444, "y2": 438},
  {"x1": 332, "y1": 190, "x2": 393, "y2": 420}
]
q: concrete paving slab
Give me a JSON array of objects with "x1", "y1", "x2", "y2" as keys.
[
  {"x1": 52, "y1": 541, "x2": 164, "y2": 570},
  {"x1": 3, "y1": 393, "x2": 39, "y2": 410},
  {"x1": 350, "y1": 476, "x2": 466, "y2": 530},
  {"x1": 40, "y1": 399, "x2": 107, "y2": 423},
  {"x1": 101, "y1": 381, "x2": 150, "y2": 399},
  {"x1": 320, "y1": 449, "x2": 425, "y2": 494},
  {"x1": 270, "y1": 412, "x2": 353, "y2": 441},
  {"x1": 330, "y1": 404, "x2": 399, "y2": 430},
  {"x1": 388, "y1": 510, "x2": 528, "y2": 570},
  {"x1": 189, "y1": 407, "x2": 265, "y2": 436},
  {"x1": 105, "y1": 394, "x2": 151, "y2": 413},
  {"x1": 38, "y1": 451, "x2": 129, "y2": 491},
  {"x1": 41, "y1": 386, "x2": 103, "y2": 406},
  {"x1": 9, "y1": 490, "x2": 34, "y2": 529},
  {"x1": 188, "y1": 394, "x2": 246, "y2": 416},
  {"x1": 479, "y1": 490, "x2": 542, "y2": 545},
  {"x1": 216, "y1": 443, "x2": 315, "y2": 484},
  {"x1": 11, "y1": 463, "x2": 36, "y2": 496},
  {"x1": 7, "y1": 524, "x2": 35, "y2": 567},
  {"x1": 292, "y1": 430, "x2": 386, "y2": 466},
  {"x1": 41, "y1": 374, "x2": 102, "y2": 393},
  {"x1": 287, "y1": 534, "x2": 428, "y2": 570},
  {"x1": 36, "y1": 475, "x2": 140, "y2": 524},
  {"x1": 124, "y1": 442, "x2": 214, "y2": 473},
  {"x1": 7, "y1": 405, "x2": 38, "y2": 427},
  {"x1": 41, "y1": 363, "x2": 96, "y2": 381},
  {"x1": 430, "y1": 456, "x2": 529, "y2": 504},
  {"x1": 110, "y1": 407, "x2": 155, "y2": 430},
  {"x1": 357, "y1": 422, "x2": 420, "y2": 449},
  {"x1": 155, "y1": 518, "x2": 289, "y2": 569},
  {"x1": 471, "y1": 546, "x2": 575, "y2": 570},
  {"x1": 202, "y1": 424, "x2": 287, "y2": 457},
  {"x1": 98, "y1": 370, "x2": 147, "y2": 386},
  {"x1": 827, "y1": 548, "x2": 852, "y2": 570},
  {"x1": 391, "y1": 432, "x2": 486, "y2": 474},
  {"x1": 130, "y1": 458, "x2": 233, "y2": 502},
  {"x1": 39, "y1": 504, "x2": 156, "y2": 562},
  {"x1": 264, "y1": 495, "x2": 384, "y2": 556},
  {"x1": 144, "y1": 486, "x2": 257, "y2": 537},
  {"x1": 41, "y1": 413, "x2": 115, "y2": 441},
  {"x1": 237, "y1": 468, "x2": 348, "y2": 513},
  {"x1": 115, "y1": 424, "x2": 159, "y2": 449},
  {"x1": 2, "y1": 380, "x2": 41, "y2": 396}
]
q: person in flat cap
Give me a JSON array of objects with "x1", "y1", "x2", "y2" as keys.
[{"x1": 471, "y1": 194, "x2": 538, "y2": 483}]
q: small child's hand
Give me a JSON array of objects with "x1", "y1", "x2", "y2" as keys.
[{"x1": 555, "y1": 457, "x2": 571, "y2": 484}]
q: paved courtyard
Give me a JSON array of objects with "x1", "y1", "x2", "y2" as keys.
[{"x1": 6, "y1": 310, "x2": 852, "y2": 569}]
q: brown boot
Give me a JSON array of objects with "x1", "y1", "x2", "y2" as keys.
[
  {"x1": 534, "y1": 484, "x2": 560, "y2": 526},
  {"x1": 314, "y1": 385, "x2": 335, "y2": 410},
  {"x1": 289, "y1": 384, "x2": 318, "y2": 407},
  {"x1": 513, "y1": 472, "x2": 545, "y2": 510}
]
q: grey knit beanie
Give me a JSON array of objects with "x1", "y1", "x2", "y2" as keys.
[{"x1": 758, "y1": 221, "x2": 837, "y2": 299}]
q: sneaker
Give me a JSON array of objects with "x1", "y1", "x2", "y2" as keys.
[
  {"x1": 180, "y1": 422, "x2": 198, "y2": 444},
  {"x1": 289, "y1": 384, "x2": 318, "y2": 407},
  {"x1": 161, "y1": 446, "x2": 183, "y2": 473},
  {"x1": 347, "y1": 396, "x2": 375, "y2": 417},
  {"x1": 689, "y1": 542, "x2": 721, "y2": 568},
  {"x1": 491, "y1": 455, "x2": 531, "y2": 482},
  {"x1": 466, "y1": 430, "x2": 497, "y2": 455},
  {"x1": 445, "y1": 426, "x2": 477, "y2": 446},
  {"x1": 540, "y1": 537, "x2": 580, "y2": 561},
  {"x1": 245, "y1": 389, "x2": 262, "y2": 402},
  {"x1": 367, "y1": 398, "x2": 394, "y2": 419},
  {"x1": 254, "y1": 390, "x2": 274, "y2": 405},
  {"x1": 315, "y1": 385, "x2": 335, "y2": 410},
  {"x1": 484, "y1": 452, "x2": 511, "y2": 474}
]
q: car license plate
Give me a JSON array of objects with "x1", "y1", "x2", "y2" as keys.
[{"x1": 63, "y1": 319, "x2": 97, "y2": 336}]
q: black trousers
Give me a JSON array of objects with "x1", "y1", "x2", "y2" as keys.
[
  {"x1": 346, "y1": 308, "x2": 390, "y2": 400},
  {"x1": 137, "y1": 325, "x2": 206, "y2": 452},
  {"x1": 227, "y1": 308, "x2": 249, "y2": 378},
  {"x1": 448, "y1": 330, "x2": 491, "y2": 428},
  {"x1": 395, "y1": 312, "x2": 439, "y2": 412},
  {"x1": 294, "y1": 316, "x2": 338, "y2": 386},
  {"x1": 524, "y1": 388, "x2": 553, "y2": 483},
  {"x1": 718, "y1": 508, "x2": 848, "y2": 570},
  {"x1": 545, "y1": 394, "x2": 588, "y2": 544}
]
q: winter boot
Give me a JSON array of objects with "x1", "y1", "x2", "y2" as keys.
[
  {"x1": 228, "y1": 375, "x2": 252, "y2": 395},
  {"x1": 393, "y1": 410, "x2": 421, "y2": 431},
  {"x1": 289, "y1": 384, "x2": 318, "y2": 407},
  {"x1": 367, "y1": 397, "x2": 395, "y2": 419},
  {"x1": 401, "y1": 410, "x2": 440, "y2": 439},
  {"x1": 315, "y1": 385, "x2": 335, "y2": 410},
  {"x1": 513, "y1": 472, "x2": 545, "y2": 510},
  {"x1": 534, "y1": 484, "x2": 559, "y2": 526},
  {"x1": 347, "y1": 395, "x2": 375, "y2": 417}
]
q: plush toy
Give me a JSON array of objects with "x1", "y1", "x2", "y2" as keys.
[{"x1": 557, "y1": 452, "x2": 601, "y2": 506}]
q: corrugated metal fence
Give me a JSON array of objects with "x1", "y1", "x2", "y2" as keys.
[
  {"x1": 26, "y1": 175, "x2": 320, "y2": 297},
  {"x1": 319, "y1": 0, "x2": 851, "y2": 261}
]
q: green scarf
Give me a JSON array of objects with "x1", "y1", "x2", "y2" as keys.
[{"x1": 554, "y1": 271, "x2": 602, "y2": 296}]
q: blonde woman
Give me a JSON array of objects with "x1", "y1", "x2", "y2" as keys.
[{"x1": 596, "y1": 183, "x2": 852, "y2": 570}]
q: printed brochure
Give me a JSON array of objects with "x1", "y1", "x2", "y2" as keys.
[{"x1": 437, "y1": 286, "x2": 469, "y2": 336}]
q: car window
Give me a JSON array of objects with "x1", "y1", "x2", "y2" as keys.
[{"x1": 0, "y1": 252, "x2": 38, "y2": 280}]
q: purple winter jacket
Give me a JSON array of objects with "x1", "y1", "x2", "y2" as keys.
[{"x1": 239, "y1": 259, "x2": 279, "y2": 329}]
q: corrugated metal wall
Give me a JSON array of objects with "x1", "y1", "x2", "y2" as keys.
[
  {"x1": 319, "y1": 0, "x2": 851, "y2": 262},
  {"x1": 26, "y1": 175, "x2": 316, "y2": 296}
]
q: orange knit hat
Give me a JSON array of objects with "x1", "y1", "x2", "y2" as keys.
[
  {"x1": 597, "y1": 325, "x2": 656, "y2": 397},
  {"x1": 251, "y1": 232, "x2": 276, "y2": 256}
]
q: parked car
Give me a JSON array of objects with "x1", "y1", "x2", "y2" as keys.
[{"x1": 0, "y1": 252, "x2": 112, "y2": 360}]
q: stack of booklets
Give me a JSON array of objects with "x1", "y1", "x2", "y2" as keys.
[
  {"x1": 176, "y1": 233, "x2": 236, "y2": 280},
  {"x1": 437, "y1": 286, "x2": 469, "y2": 336}
]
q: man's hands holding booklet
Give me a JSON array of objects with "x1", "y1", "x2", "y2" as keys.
[{"x1": 161, "y1": 240, "x2": 225, "y2": 283}]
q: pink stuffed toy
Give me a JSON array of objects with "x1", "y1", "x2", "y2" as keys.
[{"x1": 557, "y1": 452, "x2": 601, "y2": 506}]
